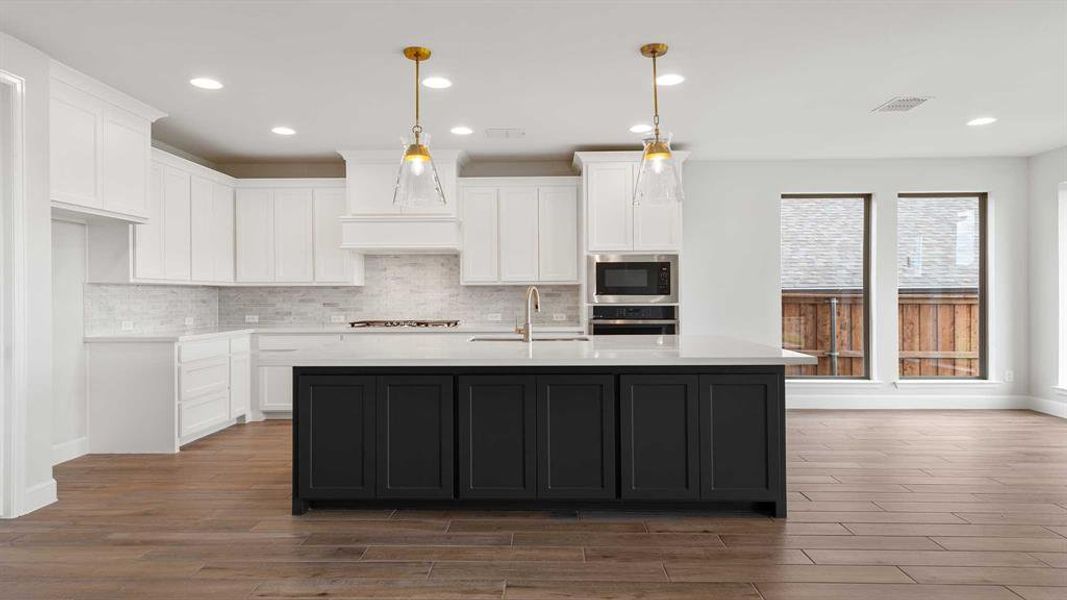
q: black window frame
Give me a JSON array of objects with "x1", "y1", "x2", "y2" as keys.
[
  {"x1": 780, "y1": 193, "x2": 872, "y2": 380},
  {"x1": 896, "y1": 192, "x2": 988, "y2": 380}
]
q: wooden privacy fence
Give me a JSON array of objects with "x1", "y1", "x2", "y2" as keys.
[{"x1": 782, "y1": 289, "x2": 980, "y2": 378}]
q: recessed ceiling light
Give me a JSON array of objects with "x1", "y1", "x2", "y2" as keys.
[
  {"x1": 629, "y1": 123, "x2": 653, "y2": 133},
  {"x1": 967, "y1": 116, "x2": 997, "y2": 126},
  {"x1": 189, "y1": 77, "x2": 223, "y2": 90},
  {"x1": 450, "y1": 125, "x2": 473, "y2": 135},
  {"x1": 655, "y1": 73, "x2": 685, "y2": 86},
  {"x1": 271, "y1": 126, "x2": 296, "y2": 136},
  {"x1": 421, "y1": 76, "x2": 452, "y2": 89}
]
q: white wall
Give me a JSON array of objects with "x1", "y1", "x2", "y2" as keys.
[
  {"x1": 51, "y1": 220, "x2": 88, "y2": 463},
  {"x1": 682, "y1": 158, "x2": 1030, "y2": 408},
  {"x1": 1027, "y1": 146, "x2": 1067, "y2": 417},
  {"x1": 0, "y1": 33, "x2": 55, "y2": 515}
]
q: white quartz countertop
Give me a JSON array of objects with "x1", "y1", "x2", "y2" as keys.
[
  {"x1": 254, "y1": 334, "x2": 816, "y2": 367},
  {"x1": 83, "y1": 324, "x2": 583, "y2": 343}
]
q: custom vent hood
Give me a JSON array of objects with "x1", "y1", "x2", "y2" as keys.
[{"x1": 337, "y1": 149, "x2": 467, "y2": 253}]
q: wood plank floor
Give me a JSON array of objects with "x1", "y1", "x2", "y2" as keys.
[{"x1": 2, "y1": 410, "x2": 1065, "y2": 599}]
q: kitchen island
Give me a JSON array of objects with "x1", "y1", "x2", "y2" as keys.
[{"x1": 279, "y1": 335, "x2": 815, "y2": 517}]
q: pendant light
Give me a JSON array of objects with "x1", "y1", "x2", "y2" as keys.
[
  {"x1": 634, "y1": 43, "x2": 685, "y2": 206},
  {"x1": 393, "y1": 46, "x2": 446, "y2": 208}
]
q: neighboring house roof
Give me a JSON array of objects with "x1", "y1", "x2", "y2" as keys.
[{"x1": 781, "y1": 196, "x2": 979, "y2": 290}]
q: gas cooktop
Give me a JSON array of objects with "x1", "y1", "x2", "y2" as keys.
[{"x1": 348, "y1": 320, "x2": 460, "y2": 329}]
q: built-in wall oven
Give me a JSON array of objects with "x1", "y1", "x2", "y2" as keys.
[
  {"x1": 589, "y1": 305, "x2": 678, "y2": 336},
  {"x1": 588, "y1": 254, "x2": 678, "y2": 304}
]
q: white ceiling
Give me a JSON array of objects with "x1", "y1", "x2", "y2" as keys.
[{"x1": 1, "y1": 0, "x2": 1064, "y2": 163}]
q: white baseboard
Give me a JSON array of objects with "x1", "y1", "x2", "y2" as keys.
[
  {"x1": 52, "y1": 436, "x2": 89, "y2": 465},
  {"x1": 787, "y1": 394, "x2": 1031, "y2": 410},
  {"x1": 1029, "y1": 395, "x2": 1067, "y2": 418},
  {"x1": 263, "y1": 411, "x2": 292, "y2": 420},
  {"x1": 19, "y1": 479, "x2": 57, "y2": 516}
]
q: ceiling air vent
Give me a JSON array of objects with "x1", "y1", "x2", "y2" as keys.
[
  {"x1": 484, "y1": 128, "x2": 526, "y2": 139},
  {"x1": 871, "y1": 96, "x2": 932, "y2": 112}
]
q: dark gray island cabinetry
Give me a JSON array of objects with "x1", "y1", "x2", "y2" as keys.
[{"x1": 292, "y1": 359, "x2": 802, "y2": 516}]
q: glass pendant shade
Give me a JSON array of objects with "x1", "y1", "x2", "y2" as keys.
[
  {"x1": 393, "y1": 132, "x2": 446, "y2": 208},
  {"x1": 634, "y1": 133, "x2": 685, "y2": 205}
]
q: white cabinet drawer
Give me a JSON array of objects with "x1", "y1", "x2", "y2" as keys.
[
  {"x1": 180, "y1": 356, "x2": 229, "y2": 399},
  {"x1": 179, "y1": 338, "x2": 229, "y2": 363},
  {"x1": 256, "y1": 334, "x2": 341, "y2": 350},
  {"x1": 229, "y1": 335, "x2": 251, "y2": 354},
  {"x1": 179, "y1": 390, "x2": 229, "y2": 439}
]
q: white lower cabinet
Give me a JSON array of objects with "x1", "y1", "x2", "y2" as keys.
[
  {"x1": 257, "y1": 366, "x2": 294, "y2": 412},
  {"x1": 459, "y1": 177, "x2": 580, "y2": 285},
  {"x1": 86, "y1": 332, "x2": 252, "y2": 453}
]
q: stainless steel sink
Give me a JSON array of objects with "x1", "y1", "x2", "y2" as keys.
[{"x1": 469, "y1": 336, "x2": 590, "y2": 342}]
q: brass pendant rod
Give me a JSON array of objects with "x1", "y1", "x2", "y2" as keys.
[
  {"x1": 413, "y1": 56, "x2": 421, "y2": 140},
  {"x1": 651, "y1": 51, "x2": 660, "y2": 140}
]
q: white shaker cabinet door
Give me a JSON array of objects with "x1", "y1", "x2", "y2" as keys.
[
  {"x1": 100, "y1": 109, "x2": 149, "y2": 218},
  {"x1": 49, "y1": 84, "x2": 99, "y2": 207},
  {"x1": 258, "y1": 366, "x2": 293, "y2": 411},
  {"x1": 312, "y1": 188, "x2": 350, "y2": 283},
  {"x1": 633, "y1": 201, "x2": 682, "y2": 252},
  {"x1": 229, "y1": 352, "x2": 251, "y2": 418},
  {"x1": 537, "y1": 186, "x2": 579, "y2": 282},
  {"x1": 459, "y1": 187, "x2": 499, "y2": 283},
  {"x1": 133, "y1": 164, "x2": 165, "y2": 279},
  {"x1": 498, "y1": 186, "x2": 539, "y2": 282},
  {"x1": 273, "y1": 189, "x2": 314, "y2": 282},
  {"x1": 235, "y1": 189, "x2": 275, "y2": 282},
  {"x1": 586, "y1": 162, "x2": 634, "y2": 252},
  {"x1": 189, "y1": 175, "x2": 215, "y2": 282},
  {"x1": 212, "y1": 184, "x2": 235, "y2": 283},
  {"x1": 161, "y1": 167, "x2": 192, "y2": 281}
]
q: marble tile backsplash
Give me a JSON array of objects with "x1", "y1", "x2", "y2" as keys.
[
  {"x1": 84, "y1": 256, "x2": 582, "y2": 334},
  {"x1": 217, "y1": 255, "x2": 581, "y2": 328},
  {"x1": 85, "y1": 284, "x2": 219, "y2": 335}
]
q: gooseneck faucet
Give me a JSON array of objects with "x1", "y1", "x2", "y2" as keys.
[{"x1": 515, "y1": 286, "x2": 541, "y2": 342}]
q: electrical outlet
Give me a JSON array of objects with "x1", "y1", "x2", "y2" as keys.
[
  {"x1": 1004, "y1": 370, "x2": 1014, "y2": 383},
  {"x1": 330, "y1": 314, "x2": 346, "y2": 324},
  {"x1": 184, "y1": 316, "x2": 194, "y2": 327},
  {"x1": 552, "y1": 313, "x2": 567, "y2": 322},
  {"x1": 487, "y1": 313, "x2": 503, "y2": 322},
  {"x1": 244, "y1": 315, "x2": 259, "y2": 323},
  {"x1": 121, "y1": 321, "x2": 134, "y2": 331}
]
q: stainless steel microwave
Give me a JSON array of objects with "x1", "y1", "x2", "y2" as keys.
[{"x1": 587, "y1": 254, "x2": 678, "y2": 304}]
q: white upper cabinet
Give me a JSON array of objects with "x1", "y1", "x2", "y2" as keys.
[
  {"x1": 236, "y1": 180, "x2": 360, "y2": 285},
  {"x1": 49, "y1": 61, "x2": 165, "y2": 222},
  {"x1": 212, "y1": 184, "x2": 235, "y2": 283},
  {"x1": 537, "y1": 186, "x2": 579, "y2": 282},
  {"x1": 459, "y1": 178, "x2": 580, "y2": 286},
  {"x1": 586, "y1": 162, "x2": 635, "y2": 252},
  {"x1": 189, "y1": 176, "x2": 215, "y2": 282},
  {"x1": 312, "y1": 188, "x2": 359, "y2": 284},
  {"x1": 133, "y1": 164, "x2": 165, "y2": 280},
  {"x1": 235, "y1": 188, "x2": 275, "y2": 283},
  {"x1": 161, "y1": 167, "x2": 192, "y2": 281},
  {"x1": 498, "y1": 187, "x2": 540, "y2": 282},
  {"x1": 459, "y1": 187, "x2": 499, "y2": 283},
  {"x1": 574, "y1": 152, "x2": 687, "y2": 254},
  {"x1": 272, "y1": 189, "x2": 314, "y2": 283}
]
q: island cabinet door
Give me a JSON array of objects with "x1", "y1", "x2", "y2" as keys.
[
  {"x1": 619, "y1": 375, "x2": 700, "y2": 499},
  {"x1": 376, "y1": 376, "x2": 455, "y2": 499},
  {"x1": 296, "y1": 375, "x2": 376, "y2": 499},
  {"x1": 698, "y1": 374, "x2": 782, "y2": 501},
  {"x1": 536, "y1": 375, "x2": 615, "y2": 499},
  {"x1": 457, "y1": 376, "x2": 536, "y2": 498}
]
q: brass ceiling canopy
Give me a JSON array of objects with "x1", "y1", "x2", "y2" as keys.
[
  {"x1": 403, "y1": 46, "x2": 431, "y2": 61},
  {"x1": 640, "y1": 43, "x2": 668, "y2": 58}
]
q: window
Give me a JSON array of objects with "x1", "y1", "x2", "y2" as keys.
[
  {"x1": 897, "y1": 193, "x2": 987, "y2": 378},
  {"x1": 780, "y1": 194, "x2": 871, "y2": 378}
]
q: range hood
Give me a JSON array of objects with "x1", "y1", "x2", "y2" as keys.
[{"x1": 338, "y1": 149, "x2": 466, "y2": 254}]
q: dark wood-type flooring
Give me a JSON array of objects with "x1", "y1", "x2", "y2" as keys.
[{"x1": 3, "y1": 410, "x2": 1066, "y2": 598}]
